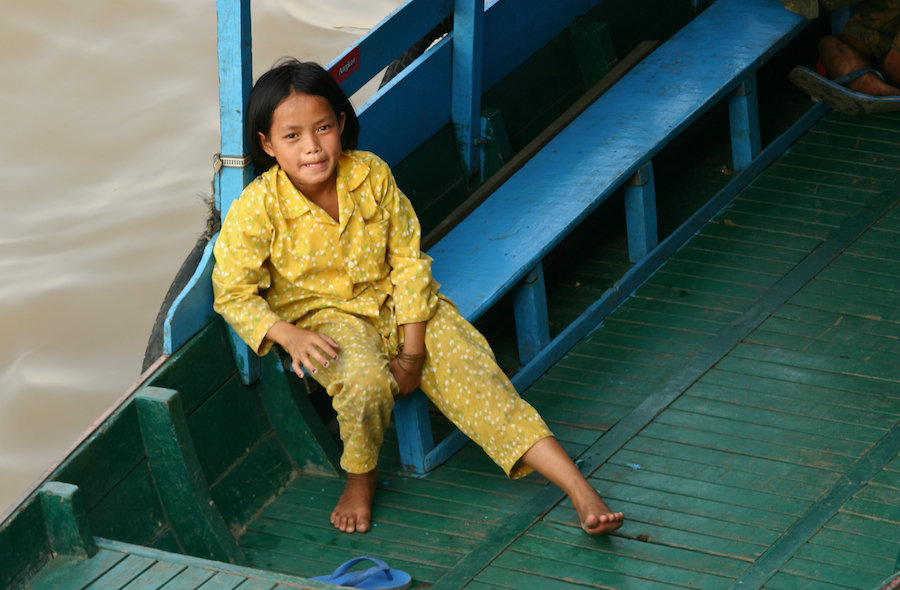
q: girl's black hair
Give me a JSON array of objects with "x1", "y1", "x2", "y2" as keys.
[{"x1": 247, "y1": 58, "x2": 360, "y2": 170}]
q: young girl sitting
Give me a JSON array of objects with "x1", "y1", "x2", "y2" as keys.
[{"x1": 212, "y1": 59, "x2": 624, "y2": 536}]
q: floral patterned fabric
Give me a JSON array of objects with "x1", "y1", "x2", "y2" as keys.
[
  {"x1": 300, "y1": 301, "x2": 552, "y2": 476},
  {"x1": 213, "y1": 151, "x2": 440, "y2": 355}
]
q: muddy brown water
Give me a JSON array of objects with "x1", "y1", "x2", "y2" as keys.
[{"x1": 0, "y1": 0, "x2": 402, "y2": 512}]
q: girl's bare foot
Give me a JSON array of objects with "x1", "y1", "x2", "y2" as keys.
[
  {"x1": 331, "y1": 470, "x2": 377, "y2": 533},
  {"x1": 819, "y1": 35, "x2": 900, "y2": 96},
  {"x1": 569, "y1": 484, "x2": 624, "y2": 535},
  {"x1": 520, "y1": 437, "x2": 625, "y2": 535}
]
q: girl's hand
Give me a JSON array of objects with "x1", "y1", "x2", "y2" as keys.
[
  {"x1": 389, "y1": 353, "x2": 425, "y2": 399},
  {"x1": 266, "y1": 321, "x2": 339, "y2": 377}
]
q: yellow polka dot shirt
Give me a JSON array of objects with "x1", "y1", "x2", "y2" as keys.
[{"x1": 212, "y1": 151, "x2": 440, "y2": 355}]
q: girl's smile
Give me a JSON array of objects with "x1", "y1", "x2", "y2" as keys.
[{"x1": 259, "y1": 91, "x2": 346, "y2": 202}]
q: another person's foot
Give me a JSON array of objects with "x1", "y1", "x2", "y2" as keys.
[
  {"x1": 819, "y1": 35, "x2": 900, "y2": 96},
  {"x1": 570, "y1": 484, "x2": 624, "y2": 535},
  {"x1": 331, "y1": 469, "x2": 377, "y2": 533}
]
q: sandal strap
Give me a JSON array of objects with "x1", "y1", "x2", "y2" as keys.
[
  {"x1": 834, "y1": 68, "x2": 885, "y2": 86},
  {"x1": 326, "y1": 556, "x2": 391, "y2": 586}
]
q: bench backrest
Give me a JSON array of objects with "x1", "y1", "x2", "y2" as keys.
[{"x1": 428, "y1": 0, "x2": 806, "y2": 321}]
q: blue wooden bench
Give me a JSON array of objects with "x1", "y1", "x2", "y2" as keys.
[{"x1": 391, "y1": 0, "x2": 817, "y2": 473}]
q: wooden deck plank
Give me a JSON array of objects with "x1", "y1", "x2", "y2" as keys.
[
  {"x1": 567, "y1": 342, "x2": 690, "y2": 368},
  {"x1": 673, "y1": 241, "x2": 801, "y2": 274},
  {"x1": 763, "y1": 571, "x2": 857, "y2": 590},
  {"x1": 622, "y1": 436, "x2": 840, "y2": 486},
  {"x1": 794, "y1": 544, "x2": 895, "y2": 575},
  {"x1": 280, "y1": 479, "x2": 516, "y2": 523},
  {"x1": 24, "y1": 551, "x2": 128, "y2": 590},
  {"x1": 779, "y1": 557, "x2": 885, "y2": 590},
  {"x1": 730, "y1": 342, "x2": 900, "y2": 384},
  {"x1": 756, "y1": 331, "x2": 900, "y2": 371},
  {"x1": 527, "y1": 380, "x2": 651, "y2": 409},
  {"x1": 645, "y1": 269, "x2": 770, "y2": 303},
  {"x1": 474, "y1": 565, "x2": 675, "y2": 590},
  {"x1": 250, "y1": 508, "x2": 481, "y2": 553},
  {"x1": 82, "y1": 555, "x2": 156, "y2": 590},
  {"x1": 825, "y1": 512, "x2": 900, "y2": 543},
  {"x1": 755, "y1": 316, "x2": 900, "y2": 356},
  {"x1": 639, "y1": 421, "x2": 856, "y2": 473},
  {"x1": 148, "y1": 568, "x2": 215, "y2": 590},
  {"x1": 117, "y1": 561, "x2": 186, "y2": 590},
  {"x1": 526, "y1": 522, "x2": 749, "y2": 577},
  {"x1": 712, "y1": 210, "x2": 836, "y2": 241},
  {"x1": 592, "y1": 479, "x2": 797, "y2": 531},
  {"x1": 696, "y1": 219, "x2": 824, "y2": 252},
  {"x1": 712, "y1": 356, "x2": 900, "y2": 399},
  {"x1": 680, "y1": 233, "x2": 811, "y2": 265},
  {"x1": 653, "y1": 411, "x2": 871, "y2": 458},
  {"x1": 746, "y1": 173, "x2": 875, "y2": 204},
  {"x1": 672, "y1": 394, "x2": 888, "y2": 443},
  {"x1": 544, "y1": 506, "x2": 766, "y2": 561},
  {"x1": 687, "y1": 381, "x2": 900, "y2": 430},
  {"x1": 807, "y1": 529, "x2": 898, "y2": 563},
  {"x1": 725, "y1": 199, "x2": 849, "y2": 230},
  {"x1": 829, "y1": 253, "x2": 900, "y2": 279},
  {"x1": 775, "y1": 151, "x2": 900, "y2": 183},
  {"x1": 593, "y1": 463, "x2": 812, "y2": 516},
  {"x1": 764, "y1": 162, "x2": 889, "y2": 194},
  {"x1": 579, "y1": 332, "x2": 700, "y2": 359},
  {"x1": 655, "y1": 257, "x2": 785, "y2": 287},
  {"x1": 609, "y1": 449, "x2": 823, "y2": 500},
  {"x1": 871, "y1": 469, "x2": 900, "y2": 488},
  {"x1": 186, "y1": 572, "x2": 246, "y2": 590},
  {"x1": 789, "y1": 290, "x2": 900, "y2": 325},
  {"x1": 615, "y1": 298, "x2": 739, "y2": 331},
  {"x1": 737, "y1": 185, "x2": 864, "y2": 217},
  {"x1": 806, "y1": 274, "x2": 900, "y2": 308},
  {"x1": 243, "y1": 521, "x2": 463, "y2": 569},
  {"x1": 599, "y1": 318, "x2": 718, "y2": 347},
  {"x1": 488, "y1": 550, "x2": 730, "y2": 590}
]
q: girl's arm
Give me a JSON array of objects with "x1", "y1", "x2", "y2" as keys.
[
  {"x1": 375, "y1": 157, "x2": 439, "y2": 327},
  {"x1": 390, "y1": 321, "x2": 426, "y2": 398},
  {"x1": 213, "y1": 190, "x2": 284, "y2": 355}
]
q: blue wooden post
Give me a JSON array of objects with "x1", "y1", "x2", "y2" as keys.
[
  {"x1": 217, "y1": 0, "x2": 259, "y2": 384},
  {"x1": 512, "y1": 263, "x2": 551, "y2": 365},
  {"x1": 452, "y1": 0, "x2": 484, "y2": 179},
  {"x1": 624, "y1": 162, "x2": 658, "y2": 263},
  {"x1": 393, "y1": 391, "x2": 435, "y2": 473},
  {"x1": 728, "y1": 73, "x2": 761, "y2": 172}
]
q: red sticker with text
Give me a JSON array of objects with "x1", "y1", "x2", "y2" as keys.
[{"x1": 329, "y1": 47, "x2": 360, "y2": 85}]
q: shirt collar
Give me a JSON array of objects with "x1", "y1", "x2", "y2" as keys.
[{"x1": 268, "y1": 152, "x2": 370, "y2": 222}]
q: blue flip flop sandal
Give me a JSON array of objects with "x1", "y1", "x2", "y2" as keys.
[
  {"x1": 789, "y1": 65, "x2": 900, "y2": 116},
  {"x1": 310, "y1": 557, "x2": 412, "y2": 589}
]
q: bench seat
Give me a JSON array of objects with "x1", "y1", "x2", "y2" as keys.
[{"x1": 394, "y1": 0, "x2": 810, "y2": 473}]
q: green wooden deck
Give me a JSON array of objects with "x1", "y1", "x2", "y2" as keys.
[
  {"x1": 236, "y1": 108, "x2": 900, "y2": 590},
  {"x1": 16, "y1": 71, "x2": 900, "y2": 590}
]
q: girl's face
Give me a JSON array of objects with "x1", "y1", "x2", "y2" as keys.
[{"x1": 260, "y1": 91, "x2": 346, "y2": 197}]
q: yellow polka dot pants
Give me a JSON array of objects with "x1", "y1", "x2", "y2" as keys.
[{"x1": 299, "y1": 299, "x2": 552, "y2": 477}]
